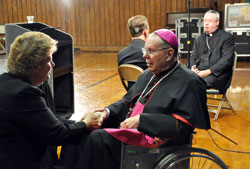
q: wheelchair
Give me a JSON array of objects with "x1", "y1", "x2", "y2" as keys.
[{"x1": 121, "y1": 145, "x2": 228, "y2": 169}]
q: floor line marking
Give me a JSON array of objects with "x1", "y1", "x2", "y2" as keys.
[{"x1": 79, "y1": 73, "x2": 118, "y2": 91}]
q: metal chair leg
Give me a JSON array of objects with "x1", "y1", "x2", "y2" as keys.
[
  {"x1": 213, "y1": 95, "x2": 225, "y2": 120},
  {"x1": 224, "y1": 96, "x2": 236, "y2": 114}
]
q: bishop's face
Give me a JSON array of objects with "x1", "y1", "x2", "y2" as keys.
[
  {"x1": 143, "y1": 36, "x2": 170, "y2": 75},
  {"x1": 204, "y1": 13, "x2": 219, "y2": 34}
]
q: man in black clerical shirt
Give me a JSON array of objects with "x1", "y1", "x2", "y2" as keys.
[{"x1": 189, "y1": 10, "x2": 235, "y2": 92}]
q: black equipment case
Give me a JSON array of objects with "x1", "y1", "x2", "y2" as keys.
[{"x1": 175, "y1": 17, "x2": 204, "y2": 54}]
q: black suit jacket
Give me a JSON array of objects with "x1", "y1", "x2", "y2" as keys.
[
  {"x1": 118, "y1": 39, "x2": 147, "y2": 70},
  {"x1": 118, "y1": 39, "x2": 147, "y2": 90},
  {"x1": 0, "y1": 73, "x2": 87, "y2": 169},
  {"x1": 189, "y1": 29, "x2": 235, "y2": 92}
]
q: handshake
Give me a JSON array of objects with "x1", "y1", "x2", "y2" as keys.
[{"x1": 78, "y1": 108, "x2": 108, "y2": 130}]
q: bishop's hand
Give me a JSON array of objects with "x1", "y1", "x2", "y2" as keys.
[
  {"x1": 120, "y1": 115, "x2": 140, "y2": 129},
  {"x1": 80, "y1": 110, "x2": 106, "y2": 130}
]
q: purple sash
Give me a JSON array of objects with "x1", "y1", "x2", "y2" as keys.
[{"x1": 105, "y1": 102, "x2": 168, "y2": 148}]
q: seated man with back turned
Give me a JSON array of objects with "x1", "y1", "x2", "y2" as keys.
[
  {"x1": 118, "y1": 15, "x2": 149, "y2": 70},
  {"x1": 189, "y1": 10, "x2": 235, "y2": 92},
  {"x1": 76, "y1": 29, "x2": 211, "y2": 169},
  {"x1": 118, "y1": 15, "x2": 149, "y2": 90}
]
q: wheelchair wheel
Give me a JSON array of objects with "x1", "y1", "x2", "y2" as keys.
[{"x1": 153, "y1": 147, "x2": 228, "y2": 169}]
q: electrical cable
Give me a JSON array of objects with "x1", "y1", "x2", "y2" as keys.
[{"x1": 207, "y1": 129, "x2": 250, "y2": 154}]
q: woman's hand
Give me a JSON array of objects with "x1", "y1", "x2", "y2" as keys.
[{"x1": 79, "y1": 108, "x2": 108, "y2": 130}]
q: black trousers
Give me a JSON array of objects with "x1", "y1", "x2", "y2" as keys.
[
  {"x1": 60, "y1": 125, "x2": 192, "y2": 169},
  {"x1": 76, "y1": 129, "x2": 122, "y2": 169},
  {"x1": 203, "y1": 75, "x2": 216, "y2": 89}
]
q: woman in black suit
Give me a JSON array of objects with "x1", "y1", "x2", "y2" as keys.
[{"x1": 0, "y1": 32, "x2": 102, "y2": 169}]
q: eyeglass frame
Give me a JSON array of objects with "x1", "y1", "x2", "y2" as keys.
[{"x1": 141, "y1": 47, "x2": 170, "y2": 57}]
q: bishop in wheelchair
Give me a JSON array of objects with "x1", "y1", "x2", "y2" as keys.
[{"x1": 76, "y1": 29, "x2": 211, "y2": 169}]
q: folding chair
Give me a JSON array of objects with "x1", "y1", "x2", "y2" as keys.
[
  {"x1": 207, "y1": 52, "x2": 237, "y2": 120},
  {"x1": 118, "y1": 64, "x2": 144, "y2": 91}
]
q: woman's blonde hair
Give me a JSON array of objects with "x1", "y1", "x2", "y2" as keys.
[{"x1": 7, "y1": 31, "x2": 57, "y2": 77}]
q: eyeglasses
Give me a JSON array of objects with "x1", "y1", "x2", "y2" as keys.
[{"x1": 141, "y1": 47, "x2": 169, "y2": 57}]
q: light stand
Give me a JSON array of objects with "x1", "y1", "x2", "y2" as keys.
[{"x1": 187, "y1": 0, "x2": 191, "y2": 68}]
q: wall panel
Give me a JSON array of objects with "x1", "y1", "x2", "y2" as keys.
[
  {"x1": 89, "y1": 0, "x2": 96, "y2": 46},
  {"x1": 6, "y1": 0, "x2": 13, "y2": 23},
  {"x1": 94, "y1": 0, "x2": 101, "y2": 46},
  {"x1": 135, "y1": 0, "x2": 140, "y2": 15},
  {"x1": 114, "y1": 0, "x2": 121, "y2": 46},
  {"x1": 36, "y1": 0, "x2": 42, "y2": 23},
  {"x1": 99, "y1": 0, "x2": 106, "y2": 46},
  {"x1": 155, "y1": 0, "x2": 162, "y2": 29},
  {"x1": 119, "y1": 0, "x2": 126, "y2": 46},
  {"x1": 160, "y1": 0, "x2": 166, "y2": 28},
  {"x1": 150, "y1": 0, "x2": 156, "y2": 31},
  {"x1": 40, "y1": 0, "x2": 47, "y2": 24},
  {"x1": 124, "y1": 0, "x2": 130, "y2": 45},
  {"x1": 0, "y1": 1, "x2": 4, "y2": 24},
  {"x1": 0, "y1": 0, "x2": 245, "y2": 52}
]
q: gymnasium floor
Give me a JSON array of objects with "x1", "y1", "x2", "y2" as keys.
[
  {"x1": 1, "y1": 52, "x2": 250, "y2": 168},
  {"x1": 72, "y1": 51, "x2": 250, "y2": 169}
]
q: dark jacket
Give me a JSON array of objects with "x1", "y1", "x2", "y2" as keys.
[
  {"x1": 118, "y1": 39, "x2": 147, "y2": 70},
  {"x1": 0, "y1": 73, "x2": 87, "y2": 169},
  {"x1": 189, "y1": 29, "x2": 235, "y2": 92}
]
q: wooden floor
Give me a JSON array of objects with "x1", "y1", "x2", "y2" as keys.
[
  {"x1": 71, "y1": 51, "x2": 250, "y2": 169},
  {"x1": 1, "y1": 52, "x2": 249, "y2": 168}
]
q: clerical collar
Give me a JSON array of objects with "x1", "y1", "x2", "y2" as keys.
[
  {"x1": 137, "y1": 62, "x2": 179, "y2": 103},
  {"x1": 205, "y1": 29, "x2": 218, "y2": 37},
  {"x1": 156, "y1": 61, "x2": 178, "y2": 79}
]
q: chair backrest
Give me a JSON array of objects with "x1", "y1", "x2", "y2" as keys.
[{"x1": 118, "y1": 64, "x2": 144, "y2": 91}]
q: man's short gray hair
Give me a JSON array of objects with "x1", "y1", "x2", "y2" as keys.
[{"x1": 205, "y1": 10, "x2": 220, "y2": 21}]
